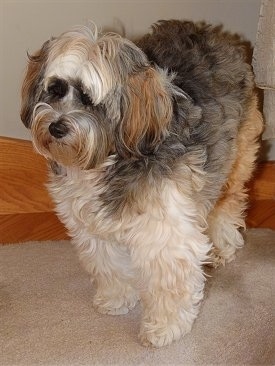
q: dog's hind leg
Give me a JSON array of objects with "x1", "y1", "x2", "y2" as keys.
[
  {"x1": 207, "y1": 95, "x2": 263, "y2": 267},
  {"x1": 75, "y1": 236, "x2": 139, "y2": 315}
]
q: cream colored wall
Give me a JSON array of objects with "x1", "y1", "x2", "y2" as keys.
[{"x1": 1, "y1": 0, "x2": 266, "y2": 151}]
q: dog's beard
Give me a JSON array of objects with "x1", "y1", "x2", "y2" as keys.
[{"x1": 31, "y1": 103, "x2": 110, "y2": 169}]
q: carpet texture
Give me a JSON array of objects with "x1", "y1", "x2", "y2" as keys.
[{"x1": 0, "y1": 229, "x2": 274, "y2": 365}]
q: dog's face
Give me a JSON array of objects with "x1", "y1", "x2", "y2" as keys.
[{"x1": 21, "y1": 26, "x2": 173, "y2": 169}]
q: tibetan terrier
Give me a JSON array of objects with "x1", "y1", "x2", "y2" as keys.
[{"x1": 21, "y1": 20, "x2": 263, "y2": 347}]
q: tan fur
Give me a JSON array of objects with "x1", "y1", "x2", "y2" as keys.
[
  {"x1": 120, "y1": 68, "x2": 173, "y2": 156},
  {"x1": 208, "y1": 94, "x2": 264, "y2": 265},
  {"x1": 20, "y1": 43, "x2": 50, "y2": 125}
]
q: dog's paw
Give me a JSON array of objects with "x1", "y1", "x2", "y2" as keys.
[
  {"x1": 139, "y1": 322, "x2": 189, "y2": 348},
  {"x1": 94, "y1": 301, "x2": 137, "y2": 315},
  {"x1": 93, "y1": 287, "x2": 139, "y2": 316},
  {"x1": 208, "y1": 247, "x2": 236, "y2": 268}
]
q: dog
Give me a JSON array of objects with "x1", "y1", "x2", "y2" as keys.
[{"x1": 20, "y1": 20, "x2": 263, "y2": 347}]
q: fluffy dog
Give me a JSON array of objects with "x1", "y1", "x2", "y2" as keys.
[{"x1": 21, "y1": 20, "x2": 263, "y2": 347}]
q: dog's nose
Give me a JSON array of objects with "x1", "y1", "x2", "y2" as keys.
[{"x1": 49, "y1": 121, "x2": 68, "y2": 138}]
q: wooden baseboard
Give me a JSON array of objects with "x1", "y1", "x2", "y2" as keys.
[
  {"x1": 246, "y1": 199, "x2": 275, "y2": 228},
  {"x1": 246, "y1": 161, "x2": 275, "y2": 228},
  {"x1": 0, "y1": 137, "x2": 274, "y2": 243},
  {"x1": 0, "y1": 137, "x2": 68, "y2": 243},
  {"x1": 0, "y1": 212, "x2": 67, "y2": 243}
]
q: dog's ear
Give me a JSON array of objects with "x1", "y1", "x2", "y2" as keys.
[
  {"x1": 21, "y1": 40, "x2": 51, "y2": 128},
  {"x1": 82, "y1": 35, "x2": 150, "y2": 104},
  {"x1": 116, "y1": 67, "x2": 173, "y2": 157}
]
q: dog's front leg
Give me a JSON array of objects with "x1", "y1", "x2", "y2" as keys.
[
  {"x1": 75, "y1": 237, "x2": 139, "y2": 315},
  {"x1": 131, "y1": 222, "x2": 210, "y2": 347}
]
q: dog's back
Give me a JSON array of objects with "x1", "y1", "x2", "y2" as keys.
[
  {"x1": 137, "y1": 20, "x2": 259, "y2": 191},
  {"x1": 137, "y1": 20, "x2": 254, "y2": 108},
  {"x1": 137, "y1": 19, "x2": 262, "y2": 224}
]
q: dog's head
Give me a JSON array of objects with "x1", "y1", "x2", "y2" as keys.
[{"x1": 21, "y1": 26, "x2": 173, "y2": 169}]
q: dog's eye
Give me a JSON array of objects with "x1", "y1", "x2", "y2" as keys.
[
  {"x1": 47, "y1": 78, "x2": 68, "y2": 99},
  {"x1": 79, "y1": 90, "x2": 93, "y2": 106}
]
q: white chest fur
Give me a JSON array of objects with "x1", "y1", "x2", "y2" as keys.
[{"x1": 47, "y1": 162, "x2": 209, "y2": 252}]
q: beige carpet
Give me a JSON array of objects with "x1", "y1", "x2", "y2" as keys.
[{"x1": 0, "y1": 229, "x2": 274, "y2": 365}]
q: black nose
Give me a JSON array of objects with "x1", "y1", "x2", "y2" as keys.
[{"x1": 49, "y1": 121, "x2": 68, "y2": 138}]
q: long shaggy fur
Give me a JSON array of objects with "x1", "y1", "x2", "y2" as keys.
[{"x1": 20, "y1": 20, "x2": 263, "y2": 347}]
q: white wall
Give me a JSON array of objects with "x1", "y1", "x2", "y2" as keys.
[{"x1": 2, "y1": 0, "x2": 269, "y2": 154}]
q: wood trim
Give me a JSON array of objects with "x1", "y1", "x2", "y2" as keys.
[
  {"x1": 0, "y1": 212, "x2": 67, "y2": 243},
  {"x1": 0, "y1": 137, "x2": 54, "y2": 214},
  {"x1": 246, "y1": 200, "x2": 275, "y2": 228},
  {"x1": 0, "y1": 137, "x2": 68, "y2": 243},
  {"x1": 247, "y1": 161, "x2": 275, "y2": 200},
  {"x1": 0, "y1": 137, "x2": 274, "y2": 243},
  {"x1": 246, "y1": 161, "x2": 275, "y2": 229}
]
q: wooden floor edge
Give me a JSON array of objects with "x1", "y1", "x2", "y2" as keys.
[
  {"x1": 0, "y1": 137, "x2": 274, "y2": 243},
  {"x1": 246, "y1": 161, "x2": 275, "y2": 229},
  {"x1": 0, "y1": 212, "x2": 69, "y2": 244},
  {"x1": 247, "y1": 161, "x2": 275, "y2": 201}
]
